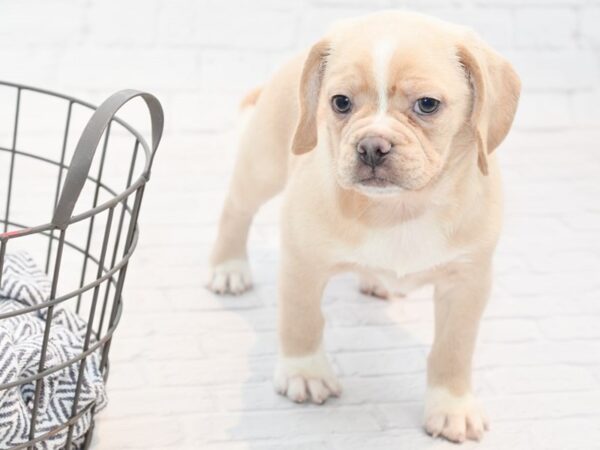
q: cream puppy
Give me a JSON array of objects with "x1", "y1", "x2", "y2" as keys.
[{"x1": 207, "y1": 11, "x2": 520, "y2": 443}]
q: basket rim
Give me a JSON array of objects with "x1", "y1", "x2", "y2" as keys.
[{"x1": 0, "y1": 80, "x2": 154, "y2": 240}]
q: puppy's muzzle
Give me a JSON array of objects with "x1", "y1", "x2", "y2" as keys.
[{"x1": 356, "y1": 136, "x2": 392, "y2": 169}]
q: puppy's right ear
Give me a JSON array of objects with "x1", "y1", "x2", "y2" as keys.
[{"x1": 291, "y1": 39, "x2": 330, "y2": 155}]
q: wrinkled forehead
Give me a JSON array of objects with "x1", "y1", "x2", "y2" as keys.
[{"x1": 324, "y1": 27, "x2": 466, "y2": 99}]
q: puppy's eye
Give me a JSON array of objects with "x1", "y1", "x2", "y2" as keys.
[
  {"x1": 413, "y1": 97, "x2": 440, "y2": 115},
  {"x1": 331, "y1": 95, "x2": 352, "y2": 114}
]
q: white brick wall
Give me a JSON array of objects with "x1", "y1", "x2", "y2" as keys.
[
  {"x1": 0, "y1": 0, "x2": 598, "y2": 131},
  {"x1": 1, "y1": 1, "x2": 599, "y2": 449}
]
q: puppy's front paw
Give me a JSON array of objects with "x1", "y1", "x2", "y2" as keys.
[
  {"x1": 206, "y1": 259, "x2": 252, "y2": 295},
  {"x1": 274, "y1": 347, "x2": 341, "y2": 405},
  {"x1": 424, "y1": 387, "x2": 489, "y2": 443}
]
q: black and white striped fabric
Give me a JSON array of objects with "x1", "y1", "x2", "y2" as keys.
[{"x1": 0, "y1": 252, "x2": 107, "y2": 450}]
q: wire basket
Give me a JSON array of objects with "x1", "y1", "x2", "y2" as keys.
[{"x1": 0, "y1": 82, "x2": 164, "y2": 449}]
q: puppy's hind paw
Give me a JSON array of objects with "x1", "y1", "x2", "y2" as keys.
[{"x1": 206, "y1": 259, "x2": 252, "y2": 295}]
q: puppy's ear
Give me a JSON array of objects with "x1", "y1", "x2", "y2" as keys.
[
  {"x1": 292, "y1": 39, "x2": 330, "y2": 155},
  {"x1": 457, "y1": 34, "x2": 521, "y2": 175}
]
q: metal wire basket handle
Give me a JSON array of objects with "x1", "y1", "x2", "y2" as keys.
[{"x1": 51, "y1": 90, "x2": 164, "y2": 229}]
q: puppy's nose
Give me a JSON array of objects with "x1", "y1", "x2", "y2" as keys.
[{"x1": 357, "y1": 136, "x2": 392, "y2": 168}]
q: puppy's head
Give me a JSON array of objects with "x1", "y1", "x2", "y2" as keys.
[{"x1": 292, "y1": 11, "x2": 520, "y2": 197}]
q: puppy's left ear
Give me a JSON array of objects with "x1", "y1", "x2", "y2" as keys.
[
  {"x1": 291, "y1": 39, "x2": 330, "y2": 155},
  {"x1": 458, "y1": 34, "x2": 521, "y2": 175}
]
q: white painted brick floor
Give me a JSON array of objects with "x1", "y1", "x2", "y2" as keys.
[
  {"x1": 0, "y1": 0, "x2": 598, "y2": 448},
  {"x1": 87, "y1": 126, "x2": 600, "y2": 450}
]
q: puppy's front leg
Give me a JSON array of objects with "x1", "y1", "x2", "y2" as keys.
[
  {"x1": 424, "y1": 256, "x2": 492, "y2": 443},
  {"x1": 274, "y1": 253, "x2": 341, "y2": 404}
]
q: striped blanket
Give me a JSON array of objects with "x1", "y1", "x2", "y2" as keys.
[{"x1": 0, "y1": 252, "x2": 107, "y2": 450}]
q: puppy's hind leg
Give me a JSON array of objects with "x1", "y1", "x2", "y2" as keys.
[{"x1": 207, "y1": 104, "x2": 288, "y2": 295}]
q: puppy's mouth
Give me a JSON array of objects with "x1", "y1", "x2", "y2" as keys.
[
  {"x1": 359, "y1": 176, "x2": 394, "y2": 187},
  {"x1": 355, "y1": 175, "x2": 403, "y2": 196}
]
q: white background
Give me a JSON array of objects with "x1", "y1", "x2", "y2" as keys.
[
  {"x1": 1, "y1": 1, "x2": 599, "y2": 449},
  {"x1": 1, "y1": 0, "x2": 599, "y2": 132}
]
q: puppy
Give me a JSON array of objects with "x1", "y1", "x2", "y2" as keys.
[{"x1": 207, "y1": 10, "x2": 520, "y2": 443}]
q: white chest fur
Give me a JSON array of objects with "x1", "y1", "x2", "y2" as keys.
[{"x1": 339, "y1": 212, "x2": 463, "y2": 278}]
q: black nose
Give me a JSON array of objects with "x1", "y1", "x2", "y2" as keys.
[{"x1": 357, "y1": 136, "x2": 392, "y2": 168}]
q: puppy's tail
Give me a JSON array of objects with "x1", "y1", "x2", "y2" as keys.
[
  {"x1": 237, "y1": 86, "x2": 262, "y2": 134},
  {"x1": 240, "y1": 86, "x2": 262, "y2": 110}
]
